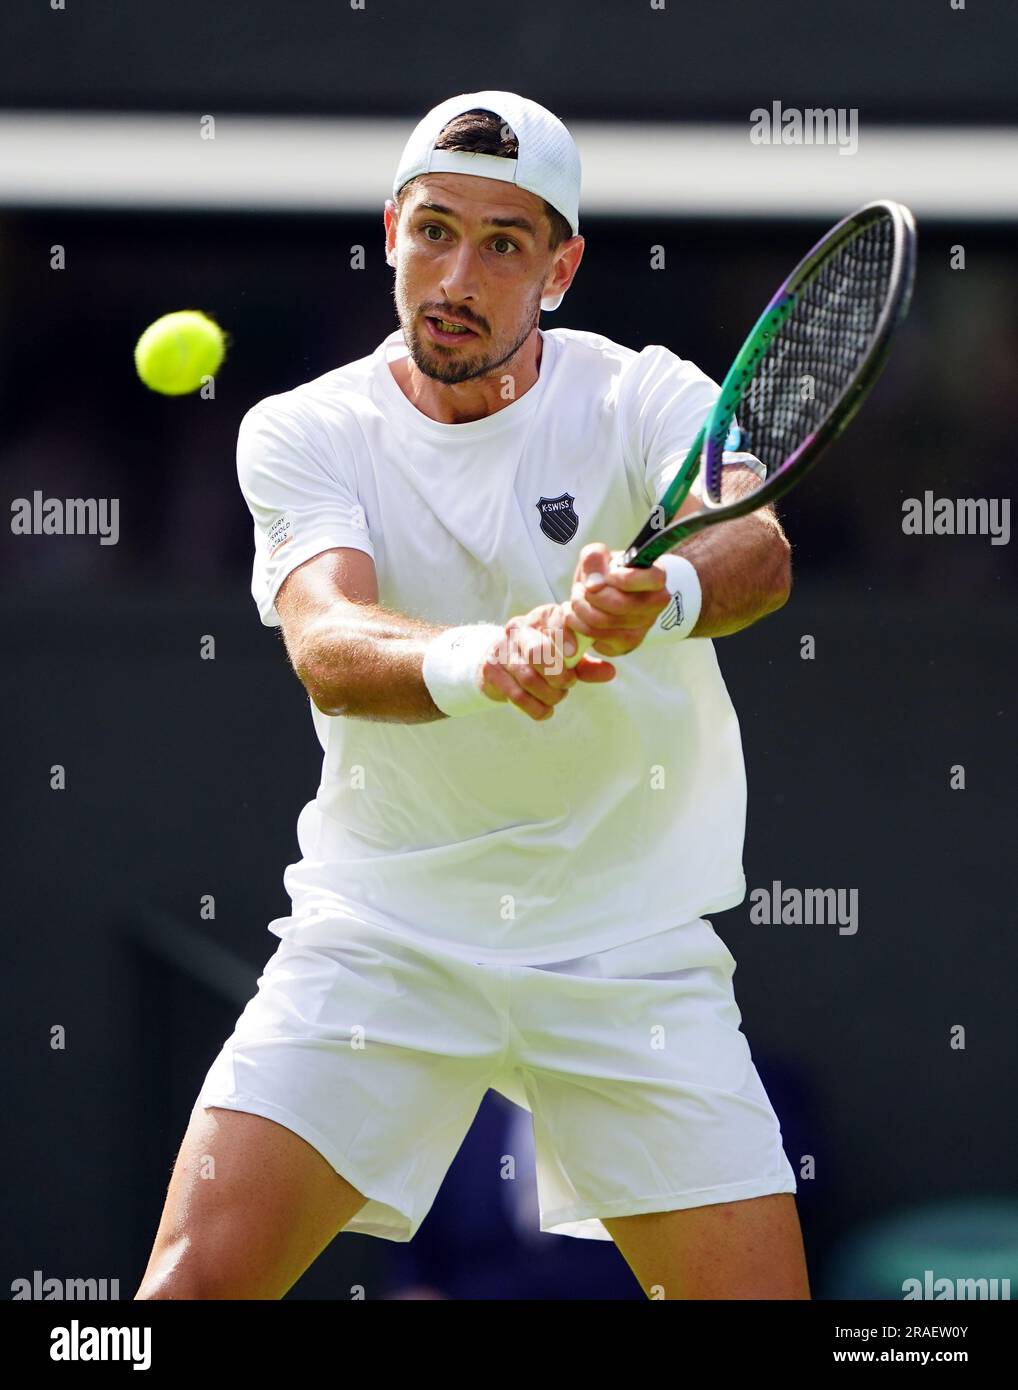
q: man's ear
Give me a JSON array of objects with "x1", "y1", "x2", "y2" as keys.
[{"x1": 383, "y1": 198, "x2": 399, "y2": 268}]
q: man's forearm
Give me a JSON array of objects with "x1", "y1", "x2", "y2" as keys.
[
  {"x1": 680, "y1": 509, "x2": 792, "y2": 638},
  {"x1": 292, "y1": 601, "x2": 451, "y2": 723}
]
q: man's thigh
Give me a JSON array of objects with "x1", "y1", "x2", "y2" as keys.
[
  {"x1": 137, "y1": 927, "x2": 510, "y2": 1294},
  {"x1": 604, "y1": 1192, "x2": 810, "y2": 1300},
  {"x1": 509, "y1": 934, "x2": 800, "y2": 1243},
  {"x1": 135, "y1": 1105, "x2": 368, "y2": 1300}
]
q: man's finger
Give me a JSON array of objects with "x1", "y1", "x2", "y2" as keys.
[
  {"x1": 484, "y1": 623, "x2": 579, "y2": 708},
  {"x1": 570, "y1": 584, "x2": 669, "y2": 630},
  {"x1": 571, "y1": 653, "x2": 616, "y2": 682},
  {"x1": 502, "y1": 622, "x2": 576, "y2": 679},
  {"x1": 482, "y1": 663, "x2": 558, "y2": 720},
  {"x1": 577, "y1": 541, "x2": 612, "y2": 569},
  {"x1": 586, "y1": 560, "x2": 669, "y2": 593},
  {"x1": 511, "y1": 658, "x2": 571, "y2": 707},
  {"x1": 574, "y1": 542, "x2": 613, "y2": 588}
]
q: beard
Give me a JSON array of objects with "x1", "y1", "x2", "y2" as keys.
[{"x1": 393, "y1": 284, "x2": 543, "y2": 386}]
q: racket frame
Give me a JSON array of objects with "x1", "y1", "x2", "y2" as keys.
[{"x1": 622, "y1": 199, "x2": 917, "y2": 568}]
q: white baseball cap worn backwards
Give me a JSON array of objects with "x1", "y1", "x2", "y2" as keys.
[{"x1": 392, "y1": 90, "x2": 582, "y2": 312}]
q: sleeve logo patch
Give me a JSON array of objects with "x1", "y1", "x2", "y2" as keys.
[{"x1": 268, "y1": 512, "x2": 294, "y2": 556}]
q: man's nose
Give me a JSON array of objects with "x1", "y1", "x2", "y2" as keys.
[{"x1": 439, "y1": 241, "x2": 482, "y2": 307}]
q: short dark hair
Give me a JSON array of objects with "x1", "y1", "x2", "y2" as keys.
[{"x1": 394, "y1": 108, "x2": 574, "y2": 251}]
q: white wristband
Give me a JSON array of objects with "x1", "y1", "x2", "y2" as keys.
[
  {"x1": 647, "y1": 554, "x2": 702, "y2": 643},
  {"x1": 422, "y1": 623, "x2": 505, "y2": 717}
]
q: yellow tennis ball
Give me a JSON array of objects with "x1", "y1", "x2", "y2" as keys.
[{"x1": 134, "y1": 310, "x2": 226, "y2": 395}]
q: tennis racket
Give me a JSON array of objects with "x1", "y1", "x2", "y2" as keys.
[{"x1": 564, "y1": 198, "x2": 917, "y2": 666}]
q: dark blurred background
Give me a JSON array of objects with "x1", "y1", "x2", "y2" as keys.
[{"x1": 2, "y1": 0, "x2": 1016, "y2": 1302}]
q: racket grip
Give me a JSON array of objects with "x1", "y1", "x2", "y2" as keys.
[{"x1": 563, "y1": 631, "x2": 594, "y2": 669}]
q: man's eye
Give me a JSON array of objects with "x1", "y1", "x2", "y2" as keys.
[{"x1": 492, "y1": 237, "x2": 518, "y2": 255}]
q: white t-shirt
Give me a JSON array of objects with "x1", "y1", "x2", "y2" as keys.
[{"x1": 237, "y1": 326, "x2": 748, "y2": 964}]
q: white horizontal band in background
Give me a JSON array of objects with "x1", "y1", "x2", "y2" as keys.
[{"x1": 0, "y1": 111, "x2": 1015, "y2": 220}]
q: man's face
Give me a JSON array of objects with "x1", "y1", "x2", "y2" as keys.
[{"x1": 385, "y1": 173, "x2": 565, "y2": 386}]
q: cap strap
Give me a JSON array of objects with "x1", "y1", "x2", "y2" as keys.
[{"x1": 426, "y1": 150, "x2": 520, "y2": 185}]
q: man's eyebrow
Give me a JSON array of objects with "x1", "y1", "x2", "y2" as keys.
[{"x1": 414, "y1": 202, "x2": 538, "y2": 237}]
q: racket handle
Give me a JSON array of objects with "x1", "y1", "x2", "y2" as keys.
[{"x1": 563, "y1": 630, "x2": 594, "y2": 669}]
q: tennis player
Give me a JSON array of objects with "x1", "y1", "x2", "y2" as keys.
[{"x1": 136, "y1": 91, "x2": 809, "y2": 1301}]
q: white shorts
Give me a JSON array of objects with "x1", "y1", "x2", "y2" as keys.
[{"x1": 193, "y1": 915, "x2": 797, "y2": 1242}]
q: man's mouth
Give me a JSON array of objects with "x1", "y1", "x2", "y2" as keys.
[{"x1": 424, "y1": 315, "x2": 479, "y2": 344}]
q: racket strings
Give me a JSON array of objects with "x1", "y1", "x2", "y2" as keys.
[{"x1": 736, "y1": 215, "x2": 897, "y2": 476}]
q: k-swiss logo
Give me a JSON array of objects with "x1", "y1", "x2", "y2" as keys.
[
  {"x1": 536, "y1": 493, "x2": 579, "y2": 544},
  {"x1": 660, "y1": 594, "x2": 684, "y2": 631}
]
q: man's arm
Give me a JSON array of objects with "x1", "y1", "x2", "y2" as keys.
[
  {"x1": 274, "y1": 547, "x2": 587, "y2": 724},
  {"x1": 567, "y1": 464, "x2": 792, "y2": 655},
  {"x1": 277, "y1": 547, "x2": 444, "y2": 723},
  {"x1": 675, "y1": 465, "x2": 791, "y2": 637}
]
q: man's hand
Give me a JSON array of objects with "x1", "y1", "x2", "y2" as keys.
[
  {"x1": 565, "y1": 543, "x2": 672, "y2": 658},
  {"x1": 479, "y1": 601, "x2": 616, "y2": 720}
]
